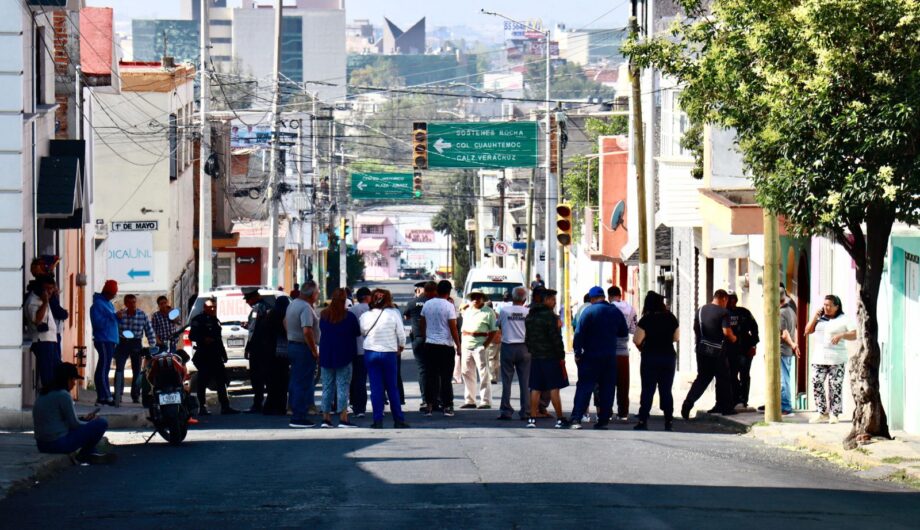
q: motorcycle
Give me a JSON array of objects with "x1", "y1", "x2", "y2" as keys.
[{"x1": 125, "y1": 308, "x2": 199, "y2": 445}]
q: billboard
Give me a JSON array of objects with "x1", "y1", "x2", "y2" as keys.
[{"x1": 229, "y1": 112, "x2": 312, "y2": 149}]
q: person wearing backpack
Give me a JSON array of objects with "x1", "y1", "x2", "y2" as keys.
[{"x1": 681, "y1": 290, "x2": 738, "y2": 419}]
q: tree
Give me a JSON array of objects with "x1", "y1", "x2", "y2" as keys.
[
  {"x1": 626, "y1": 0, "x2": 920, "y2": 448},
  {"x1": 325, "y1": 233, "x2": 366, "y2": 294},
  {"x1": 525, "y1": 61, "x2": 617, "y2": 101},
  {"x1": 431, "y1": 170, "x2": 477, "y2": 287},
  {"x1": 349, "y1": 58, "x2": 405, "y2": 89}
]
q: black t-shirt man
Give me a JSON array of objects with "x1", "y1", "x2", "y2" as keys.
[{"x1": 695, "y1": 304, "x2": 731, "y2": 350}]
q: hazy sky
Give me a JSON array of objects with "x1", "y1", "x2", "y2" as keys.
[{"x1": 87, "y1": 0, "x2": 631, "y2": 35}]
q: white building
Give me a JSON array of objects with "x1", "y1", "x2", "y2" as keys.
[{"x1": 89, "y1": 62, "x2": 197, "y2": 313}]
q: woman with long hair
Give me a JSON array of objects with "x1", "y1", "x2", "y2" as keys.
[
  {"x1": 319, "y1": 288, "x2": 361, "y2": 428},
  {"x1": 359, "y1": 289, "x2": 410, "y2": 429},
  {"x1": 804, "y1": 294, "x2": 856, "y2": 424},
  {"x1": 633, "y1": 291, "x2": 680, "y2": 431}
]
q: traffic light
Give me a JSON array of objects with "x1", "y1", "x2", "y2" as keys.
[
  {"x1": 556, "y1": 203, "x2": 573, "y2": 246},
  {"x1": 412, "y1": 121, "x2": 428, "y2": 169},
  {"x1": 413, "y1": 171, "x2": 422, "y2": 198}
]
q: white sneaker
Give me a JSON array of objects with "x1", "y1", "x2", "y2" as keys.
[
  {"x1": 829, "y1": 415, "x2": 840, "y2": 424},
  {"x1": 809, "y1": 414, "x2": 829, "y2": 424},
  {"x1": 526, "y1": 418, "x2": 536, "y2": 429},
  {"x1": 582, "y1": 414, "x2": 592, "y2": 424},
  {"x1": 570, "y1": 422, "x2": 583, "y2": 430}
]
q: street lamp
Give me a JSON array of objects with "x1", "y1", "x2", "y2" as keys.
[{"x1": 480, "y1": 9, "x2": 554, "y2": 290}]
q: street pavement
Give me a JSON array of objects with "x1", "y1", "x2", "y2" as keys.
[{"x1": 2, "y1": 281, "x2": 918, "y2": 528}]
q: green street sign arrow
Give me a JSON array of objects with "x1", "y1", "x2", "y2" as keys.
[
  {"x1": 351, "y1": 172, "x2": 415, "y2": 200},
  {"x1": 426, "y1": 122, "x2": 539, "y2": 169}
]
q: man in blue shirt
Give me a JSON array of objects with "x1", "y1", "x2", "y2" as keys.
[{"x1": 569, "y1": 286, "x2": 628, "y2": 430}]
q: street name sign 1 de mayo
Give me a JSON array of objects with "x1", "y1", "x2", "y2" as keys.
[
  {"x1": 426, "y1": 122, "x2": 539, "y2": 169},
  {"x1": 351, "y1": 172, "x2": 415, "y2": 200}
]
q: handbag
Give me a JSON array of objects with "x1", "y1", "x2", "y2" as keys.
[
  {"x1": 696, "y1": 308, "x2": 724, "y2": 357},
  {"x1": 362, "y1": 309, "x2": 385, "y2": 338}
]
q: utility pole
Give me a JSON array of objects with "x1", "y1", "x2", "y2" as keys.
[
  {"x1": 525, "y1": 168, "x2": 535, "y2": 284},
  {"x1": 310, "y1": 92, "x2": 319, "y2": 285},
  {"x1": 338, "y1": 120, "x2": 347, "y2": 290},
  {"x1": 629, "y1": 8, "x2": 650, "y2": 302},
  {"x1": 328, "y1": 115, "x2": 335, "y2": 297},
  {"x1": 497, "y1": 173, "x2": 506, "y2": 268},
  {"x1": 197, "y1": 0, "x2": 212, "y2": 294},
  {"x1": 266, "y1": 0, "x2": 283, "y2": 289},
  {"x1": 543, "y1": 27, "x2": 556, "y2": 292},
  {"x1": 763, "y1": 211, "x2": 782, "y2": 422}
]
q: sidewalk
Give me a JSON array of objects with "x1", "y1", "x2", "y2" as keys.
[
  {"x1": 0, "y1": 432, "x2": 73, "y2": 500},
  {"x1": 702, "y1": 410, "x2": 920, "y2": 488}
]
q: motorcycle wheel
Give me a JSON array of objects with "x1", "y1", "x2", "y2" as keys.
[{"x1": 157, "y1": 405, "x2": 189, "y2": 445}]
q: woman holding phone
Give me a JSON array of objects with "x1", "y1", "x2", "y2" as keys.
[
  {"x1": 804, "y1": 294, "x2": 856, "y2": 424},
  {"x1": 359, "y1": 289, "x2": 410, "y2": 429}
]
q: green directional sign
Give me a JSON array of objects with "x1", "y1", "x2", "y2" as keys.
[
  {"x1": 426, "y1": 122, "x2": 539, "y2": 169},
  {"x1": 351, "y1": 172, "x2": 415, "y2": 200}
]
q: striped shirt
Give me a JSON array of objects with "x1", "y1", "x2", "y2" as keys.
[
  {"x1": 117, "y1": 309, "x2": 155, "y2": 345},
  {"x1": 151, "y1": 310, "x2": 179, "y2": 351}
]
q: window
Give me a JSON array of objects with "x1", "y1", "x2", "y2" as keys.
[
  {"x1": 34, "y1": 27, "x2": 46, "y2": 105},
  {"x1": 169, "y1": 113, "x2": 178, "y2": 180},
  {"x1": 211, "y1": 37, "x2": 232, "y2": 44},
  {"x1": 660, "y1": 88, "x2": 690, "y2": 157},
  {"x1": 361, "y1": 225, "x2": 384, "y2": 235},
  {"x1": 210, "y1": 19, "x2": 232, "y2": 26},
  {"x1": 176, "y1": 107, "x2": 184, "y2": 172}
]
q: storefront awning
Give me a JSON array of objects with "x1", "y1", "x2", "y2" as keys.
[{"x1": 357, "y1": 238, "x2": 387, "y2": 252}]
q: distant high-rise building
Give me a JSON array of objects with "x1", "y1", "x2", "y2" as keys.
[
  {"x1": 132, "y1": 19, "x2": 199, "y2": 63},
  {"x1": 382, "y1": 17, "x2": 425, "y2": 55},
  {"x1": 556, "y1": 27, "x2": 628, "y2": 66},
  {"x1": 180, "y1": 0, "x2": 227, "y2": 21},
  {"x1": 232, "y1": 6, "x2": 346, "y2": 102}
]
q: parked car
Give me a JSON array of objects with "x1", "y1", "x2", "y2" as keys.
[
  {"x1": 398, "y1": 267, "x2": 431, "y2": 280},
  {"x1": 183, "y1": 286, "x2": 286, "y2": 385}
]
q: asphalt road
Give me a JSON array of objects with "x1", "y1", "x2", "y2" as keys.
[{"x1": 4, "y1": 280, "x2": 917, "y2": 529}]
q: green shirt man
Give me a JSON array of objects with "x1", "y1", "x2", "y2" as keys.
[{"x1": 461, "y1": 304, "x2": 498, "y2": 351}]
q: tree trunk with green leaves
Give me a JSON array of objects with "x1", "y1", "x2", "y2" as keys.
[{"x1": 626, "y1": 0, "x2": 920, "y2": 447}]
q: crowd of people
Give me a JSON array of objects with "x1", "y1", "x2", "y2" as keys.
[{"x1": 26, "y1": 265, "x2": 860, "y2": 459}]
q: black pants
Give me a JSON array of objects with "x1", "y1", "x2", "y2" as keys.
[
  {"x1": 638, "y1": 355, "x2": 676, "y2": 421},
  {"x1": 350, "y1": 354, "x2": 368, "y2": 414},
  {"x1": 197, "y1": 362, "x2": 231, "y2": 411},
  {"x1": 424, "y1": 344, "x2": 456, "y2": 410},
  {"x1": 683, "y1": 353, "x2": 733, "y2": 413},
  {"x1": 412, "y1": 339, "x2": 428, "y2": 405},
  {"x1": 729, "y1": 352, "x2": 753, "y2": 407},
  {"x1": 249, "y1": 351, "x2": 269, "y2": 409},
  {"x1": 265, "y1": 356, "x2": 290, "y2": 414}
]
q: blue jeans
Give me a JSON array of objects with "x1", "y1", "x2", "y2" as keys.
[
  {"x1": 113, "y1": 340, "x2": 142, "y2": 404},
  {"x1": 36, "y1": 418, "x2": 108, "y2": 457},
  {"x1": 288, "y1": 342, "x2": 317, "y2": 421},
  {"x1": 570, "y1": 355, "x2": 617, "y2": 423},
  {"x1": 780, "y1": 356, "x2": 794, "y2": 412},
  {"x1": 93, "y1": 341, "x2": 116, "y2": 403},
  {"x1": 365, "y1": 350, "x2": 404, "y2": 423},
  {"x1": 321, "y1": 364, "x2": 352, "y2": 414},
  {"x1": 31, "y1": 341, "x2": 62, "y2": 390}
]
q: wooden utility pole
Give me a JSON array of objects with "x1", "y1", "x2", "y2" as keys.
[
  {"x1": 629, "y1": 12, "x2": 650, "y2": 302},
  {"x1": 763, "y1": 211, "x2": 782, "y2": 422},
  {"x1": 525, "y1": 168, "x2": 536, "y2": 285}
]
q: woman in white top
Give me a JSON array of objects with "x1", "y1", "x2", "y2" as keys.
[
  {"x1": 804, "y1": 294, "x2": 856, "y2": 424},
  {"x1": 359, "y1": 289, "x2": 410, "y2": 429}
]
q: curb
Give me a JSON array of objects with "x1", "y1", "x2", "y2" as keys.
[
  {"x1": 692, "y1": 412, "x2": 752, "y2": 434},
  {"x1": 710, "y1": 414, "x2": 920, "y2": 488},
  {"x1": 2, "y1": 453, "x2": 72, "y2": 499}
]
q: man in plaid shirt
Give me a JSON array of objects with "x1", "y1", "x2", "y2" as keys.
[
  {"x1": 152, "y1": 295, "x2": 179, "y2": 352},
  {"x1": 114, "y1": 294, "x2": 155, "y2": 405}
]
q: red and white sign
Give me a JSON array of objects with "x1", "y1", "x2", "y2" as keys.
[{"x1": 493, "y1": 241, "x2": 510, "y2": 256}]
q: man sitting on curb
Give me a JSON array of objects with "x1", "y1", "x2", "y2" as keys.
[{"x1": 33, "y1": 363, "x2": 115, "y2": 465}]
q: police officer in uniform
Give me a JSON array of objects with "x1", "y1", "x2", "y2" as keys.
[
  {"x1": 404, "y1": 281, "x2": 436, "y2": 411},
  {"x1": 189, "y1": 298, "x2": 239, "y2": 415},
  {"x1": 243, "y1": 287, "x2": 273, "y2": 413}
]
